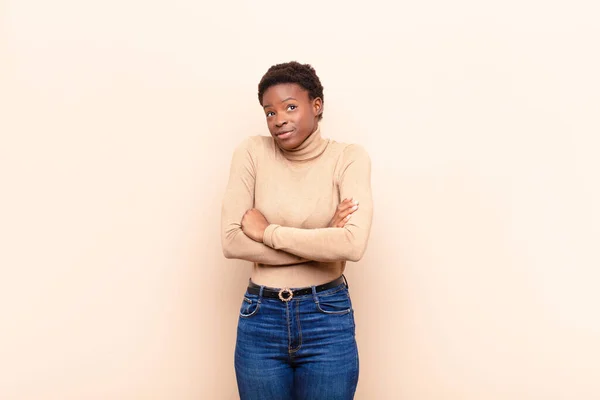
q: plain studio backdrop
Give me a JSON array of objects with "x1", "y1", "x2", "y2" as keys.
[{"x1": 1, "y1": 0, "x2": 599, "y2": 399}]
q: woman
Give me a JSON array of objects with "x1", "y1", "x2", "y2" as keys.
[{"x1": 221, "y1": 61, "x2": 373, "y2": 399}]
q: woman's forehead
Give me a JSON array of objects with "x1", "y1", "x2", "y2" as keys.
[{"x1": 262, "y1": 83, "x2": 310, "y2": 105}]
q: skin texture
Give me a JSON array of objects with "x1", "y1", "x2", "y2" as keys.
[
  {"x1": 241, "y1": 83, "x2": 358, "y2": 242},
  {"x1": 261, "y1": 83, "x2": 322, "y2": 151},
  {"x1": 241, "y1": 208, "x2": 270, "y2": 242},
  {"x1": 328, "y1": 198, "x2": 360, "y2": 228}
]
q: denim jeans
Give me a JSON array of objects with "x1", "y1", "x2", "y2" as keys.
[{"x1": 234, "y1": 279, "x2": 359, "y2": 400}]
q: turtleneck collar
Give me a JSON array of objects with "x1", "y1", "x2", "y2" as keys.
[{"x1": 277, "y1": 125, "x2": 329, "y2": 162}]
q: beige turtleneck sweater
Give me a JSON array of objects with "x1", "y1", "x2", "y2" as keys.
[{"x1": 221, "y1": 126, "x2": 373, "y2": 288}]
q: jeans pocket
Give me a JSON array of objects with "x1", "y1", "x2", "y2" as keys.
[
  {"x1": 239, "y1": 294, "x2": 260, "y2": 318},
  {"x1": 315, "y1": 288, "x2": 352, "y2": 315}
]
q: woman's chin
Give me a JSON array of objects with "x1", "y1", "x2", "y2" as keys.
[{"x1": 274, "y1": 135, "x2": 298, "y2": 149}]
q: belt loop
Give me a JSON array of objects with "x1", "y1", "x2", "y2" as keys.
[
  {"x1": 311, "y1": 285, "x2": 319, "y2": 303},
  {"x1": 258, "y1": 285, "x2": 264, "y2": 303},
  {"x1": 342, "y1": 274, "x2": 349, "y2": 289}
]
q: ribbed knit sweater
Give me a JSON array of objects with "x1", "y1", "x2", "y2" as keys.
[{"x1": 221, "y1": 126, "x2": 373, "y2": 287}]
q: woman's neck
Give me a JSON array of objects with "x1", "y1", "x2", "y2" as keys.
[{"x1": 278, "y1": 125, "x2": 328, "y2": 162}]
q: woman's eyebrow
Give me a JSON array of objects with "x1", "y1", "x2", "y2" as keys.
[{"x1": 263, "y1": 97, "x2": 298, "y2": 109}]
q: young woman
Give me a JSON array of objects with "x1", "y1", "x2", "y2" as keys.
[{"x1": 221, "y1": 61, "x2": 373, "y2": 399}]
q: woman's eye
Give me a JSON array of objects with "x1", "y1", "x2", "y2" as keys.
[
  {"x1": 266, "y1": 111, "x2": 275, "y2": 117},
  {"x1": 287, "y1": 105, "x2": 297, "y2": 111}
]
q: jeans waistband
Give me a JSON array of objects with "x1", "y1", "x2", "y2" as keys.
[{"x1": 247, "y1": 275, "x2": 348, "y2": 301}]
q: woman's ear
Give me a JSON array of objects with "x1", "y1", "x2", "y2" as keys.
[{"x1": 313, "y1": 97, "x2": 323, "y2": 115}]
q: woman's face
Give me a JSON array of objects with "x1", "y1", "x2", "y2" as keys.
[{"x1": 261, "y1": 83, "x2": 322, "y2": 150}]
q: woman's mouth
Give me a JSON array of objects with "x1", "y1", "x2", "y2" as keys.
[{"x1": 276, "y1": 130, "x2": 294, "y2": 139}]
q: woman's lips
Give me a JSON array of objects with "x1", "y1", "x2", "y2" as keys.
[{"x1": 276, "y1": 130, "x2": 294, "y2": 139}]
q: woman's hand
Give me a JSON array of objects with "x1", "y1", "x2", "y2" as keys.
[
  {"x1": 241, "y1": 208, "x2": 270, "y2": 242},
  {"x1": 328, "y1": 198, "x2": 359, "y2": 228}
]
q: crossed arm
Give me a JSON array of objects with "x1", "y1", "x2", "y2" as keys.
[{"x1": 221, "y1": 139, "x2": 373, "y2": 264}]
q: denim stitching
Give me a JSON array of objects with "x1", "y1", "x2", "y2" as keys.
[
  {"x1": 289, "y1": 300, "x2": 302, "y2": 354},
  {"x1": 353, "y1": 341, "x2": 360, "y2": 393},
  {"x1": 315, "y1": 301, "x2": 352, "y2": 315},
  {"x1": 312, "y1": 285, "x2": 346, "y2": 298},
  {"x1": 286, "y1": 301, "x2": 292, "y2": 352},
  {"x1": 314, "y1": 289, "x2": 352, "y2": 314},
  {"x1": 240, "y1": 299, "x2": 260, "y2": 318}
]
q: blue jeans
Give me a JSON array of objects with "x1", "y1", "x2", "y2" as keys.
[{"x1": 234, "y1": 278, "x2": 359, "y2": 399}]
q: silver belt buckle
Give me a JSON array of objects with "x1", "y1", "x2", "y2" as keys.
[{"x1": 278, "y1": 287, "x2": 293, "y2": 302}]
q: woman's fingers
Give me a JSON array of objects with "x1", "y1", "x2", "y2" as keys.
[
  {"x1": 328, "y1": 198, "x2": 360, "y2": 228},
  {"x1": 331, "y1": 199, "x2": 352, "y2": 227},
  {"x1": 337, "y1": 198, "x2": 352, "y2": 211},
  {"x1": 340, "y1": 203, "x2": 358, "y2": 218},
  {"x1": 337, "y1": 215, "x2": 351, "y2": 227},
  {"x1": 338, "y1": 198, "x2": 357, "y2": 212},
  {"x1": 337, "y1": 212, "x2": 354, "y2": 227},
  {"x1": 335, "y1": 198, "x2": 359, "y2": 227}
]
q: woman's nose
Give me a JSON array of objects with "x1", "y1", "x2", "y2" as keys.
[{"x1": 275, "y1": 118, "x2": 288, "y2": 128}]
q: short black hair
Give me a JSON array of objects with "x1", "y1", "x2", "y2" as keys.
[{"x1": 258, "y1": 61, "x2": 324, "y2": 120}]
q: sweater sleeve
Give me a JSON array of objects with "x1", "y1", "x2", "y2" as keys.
[
  {"x1": 221, "y1": 138, "x2": 309, "y2": 265},
  {"x1": 262, "y1": 144, "x2": 373, "y2": 262}
]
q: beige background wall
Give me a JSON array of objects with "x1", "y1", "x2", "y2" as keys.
[{"x1": 1, "y1": 0, "x2": 599, "y2": 399}]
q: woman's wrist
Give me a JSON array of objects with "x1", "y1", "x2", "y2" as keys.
[{"x1": 263, "y1": 224, "x2": 280, "y2": 248}]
